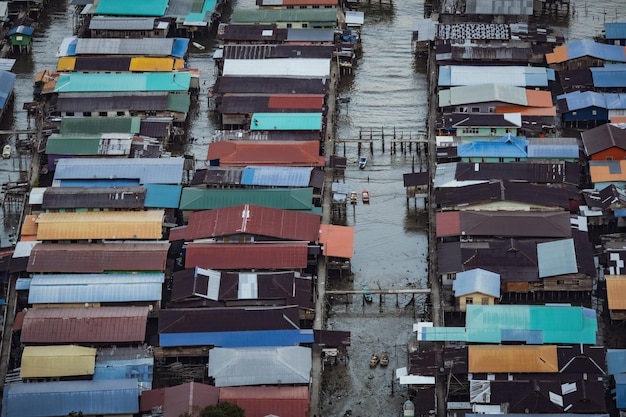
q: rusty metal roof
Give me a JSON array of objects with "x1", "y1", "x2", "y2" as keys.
[
  {"x1": 27, "y1": 242, "x2": 170, "y2": 273},
  {"x1": 207, "y1": 140, "x2": 324, "y2": 167},
  {"x1": 218, "y1": 386, "x2": 309, "y2": 417},
  {"x1": 20, "y1": 306, "x2": 149, "y2": 343},
  {"x1": 185, "y1": 241, "x2": 309, "y2": 269},
  {"x1": 213, "y1": 76, "x2": 328, "y2": 95},
  {"x1": 41, "y1": 186, "x2": 146, "y2": 209}
]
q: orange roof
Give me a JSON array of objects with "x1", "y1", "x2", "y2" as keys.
[
  {"x1": 495, "y1": 105, "x2": 556, "y2": 117},
  {"x1": 525, "y1": 89, "x2": 554, "y2": 108},
  {"x1": 268, "y1": 94, "x2": 325, "y2": 110},
  {"x1": 207, "y1": 140, "x2": 324, "y2": 167},
  {"x1": 436, "y1": 211, "x2": 461, "y2": 237},
  {"x1": 611, "y1": 116, "x2": 626, "y2": 123},
  {"x1": 606, "y1": 275, "x2": 626, "y2": 310},
  {"x1": 545, "y1": 44, "x2": 568, "y2": 64},
  {"x1": 468, "y1": 345, "x2": 559, "y2": 373},
  {"x1": 20, "y1": 214, "x2": 38, "y2": 239},
  {"x1": 319, "y1": 224, "x2": 354, "y2": 258},
  {"x1": 590, "y1": 160, "x2": 626, "y2": 183}
]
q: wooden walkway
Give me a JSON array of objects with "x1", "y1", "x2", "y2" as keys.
[{"x1": 335, "y1": 127, "x2": 428, "y2": 156}]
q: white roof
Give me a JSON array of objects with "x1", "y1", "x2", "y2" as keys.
[
  {"x1": 345, "y1": 11, "x2": 364, "y2": 26},
  {"x1": 13, "y1": 241, "x2": 41, "y2": 258},
  {"x1": 222, "y1": 58, "x2": 330, "y2": 78},
  {"x1": 28, "y1": 187, "x2": 46, "y2": 205}
]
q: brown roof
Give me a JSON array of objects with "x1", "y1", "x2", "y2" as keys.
[
  {"x1": 460, "y1": 211, "x2": 571, "y2": 238},
  {"x1": 268, "y1": 94, "x2": 325, "y2": 110},
  {"x1": 606, "y1": 275, "x2": 626, "y2": 310},
  {"x1": 41, "y1": 186, "x2": 146, "y2": 210},
  {"x1": 20, "y1": 306, "x2": 149, "y2": 344},
  {"x1": 436, "y1": 211, "x2": 461, "y2": 237},
  {"x1": 213, "y1": 76, "x2": 327, "y2": 95},
  {"x1": 164, "y1": 382, "x2": 219, "y2": 417},
  {"x1": 27, "y1": 242, "x2": 170, "y2": 273},
  {"x1": 581, "y1": 123, "x2": 626, "y2": 156},
  {"x1": 206, "y1": 141, "x2": 324, "y2": 167},
  {"x1": 140, "y1": 387, "x2": 165, "y2": 412},
  {"x1": 179, "y1": 204, "x2": 321, "y2": 242},
  {"x1": 219, "y1": 386, "x2": 309, "y2": 417},
  {"x1": 185, "y1": 241, "x2": 309, "y2": 269},
  {"x1": 319, "y1": 224, "x2": 354, "y2": 258}
]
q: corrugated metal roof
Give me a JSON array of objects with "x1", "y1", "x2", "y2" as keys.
[
  {"x1": 207, "y1": 140, "x2": 324, "y2": 167},
  {"x1": 250, "y1": 112, "x2": 322, "y2": 131},
  {"x1": 185, "y1": 241, "x2": 309, "y2": 269},
  {"x1": 582, "y1": 123, "x2": 626, "y2": 156},
  {"x1": 457, "y1": 134, "x2": 528, "y2": 158},
  {"x1": 53, "y1": 72, "x2": 191, "y2": 93},
  {"x1": 460, "y1": 211, "x2": 572, "y2": 238},
  {"x1": 160, "y1": 329, "x2": 314, "y2": 348},
  {"x1": 607, "y1": 349, "x2": 626, "y2": 374},
  {"x1": 162, "y1": 382, "x2": 219, "y2": 417},
  {"x1": 55, "y1": 92, "x2": 170, "y2": 113},
  {"x1": 46, "y1": 133, "x2": 133, "y2": 156},
  {"x1": 27, "y1": 241, "x2": 169, "y2": 273},
  {"x1": 591, "y1": 64, "x2": 626, "y2": 88},
  {"x1": 89, "y1": 16, "x2": 156, "y2": 30},
  {"x1": 605, "y1": 22, "x2": 626, "y2": 40},
  {"x1": 0, "y1": 70, "x2": 16, "y2": 109},
  {"x1": 35, "y1": 210, "x2": 164, "y2": 240},
  {"x1": 439, "y1": 84, "x2": 529, "y2": 107},
  {"x1": 286, "y1": 28, "x2": 334, "y2": 42},
  {"x1": 94, "y1": 356, "x2": 153, "y2": 388},
  {"x1": 319, "y1": 224, "x2": 354, "y2": 258},
  {"x1": 607, "y1": 275, "x2": 626, "y2": 310},
  {"x1": 42, "y1": 186, "x2": 146, "y2": 209},
  {"x1": 452, "y1": 268, "x2": 500, "y2": 297},
  {"x1": 214, "y1": 76, "x2": 328, "y2": 95},
  {"x1": 95, "y1": 0, "x2": 169, "y2": 16},
  {"x1": 179, "y1": 187, "x2": 313, "y2": 211},
  {"x1": 465, "y1": 0, "x2": 533, "y2": 15},
  {"x1": 468, "y1": 345, "x2": 558, "y2": 373},
  {"x1": 208, "y1": 346, "x2": 311, "y2": 387},
  {"x1": 267, "y1": 94, "x2": 325, "y2": 110},
  {"x1": 547, "y1": 39, "x2": 626, "y2": 64},
  {"x1": 222, "y1": 58, "x2": 330, "y2": 78},
  {"x1": 130, "y1": 57, "x2": 180, "y2": 72},
  {"x1": 590, "y1": 160, "x2": 626, "y2": 184},
  {"x1": 231, "y1": 8, "x2": 337, "y2": 24},
  {"x1": 144, "y1": 184, "x2": 182, "y2": 208},
  {"x1": 53, "y1": 157, "x2": 184, "y2": 184},
  {"x1": 241, "y1": 166, "x2": 313, "y2": 186},
  {"x1": 180, "y1": 204, "x2": 320, "y2": 241},
  {"x1": 3, "y1": 379, "x2": 139, "y2": 417},
  {"x1": 436, "y1": 211, "x2": 461, "y2": 237},
  {"x1": 28, "y1": 272, "x2": 164, "y2": 304},
  {"x1": 20, "y1": 306, "x2": 149, "y2": 343},
  {"x1": 21, "y1": 345, "x2": 97, "y2": 378},
  {"x1": 537, "y1": 238, "x2": 578, "y2": 278},
  {"x1": 167, "y1": 92, "x2": 191, "y2": 113},
  {"x1": 439, "y1": 65, "x2": 549, "y2": 88},
  {"x1": 60, "y1": 116, "x2": 141, "y2": 134},
  {"x1": 219, "y1": 386, "x2": 309, "y2": 417},
  {"x1": 527, "y1": 137, "x2": 580, "y2": 159}
]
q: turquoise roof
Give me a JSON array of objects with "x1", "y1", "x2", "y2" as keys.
[
  {"x1": 54, "y1": 72, "x2": 191, "y2": 93},
  {"x1": 179, "y1": 187, "x2": 314, "y2": 211},
  {"x1": 419, "y1": 304, "x2": 597, "y2": 344},
  {"x1": 184, "y1": 0, "x2": 218, "y2": 25},
  {"x1": 250, "y1": 113, "x2": 323, "y2": 131},
  {"x1": 95, "y1": 0, "x2": 169, "y2": 16}
]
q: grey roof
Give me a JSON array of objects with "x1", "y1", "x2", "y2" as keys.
[
  {"x1": 439, "y1": 84, "x2": 528, "y2": 107},
  {"x1": 75, "y1": 38, "x2": 175, "y2": 56},
  {"x1": 527, "y1": 137, "x2": 580, "y2": 159},
  {"x1": 28, "y1": 272, "x2": 165, "y2": 304},
  {"x1": 437, "y1": 23, "x2": 510, "y2": 41},
  {"x1": 213, "y1": 76, "x2": 328, "y2": 95},
  {"x1": 0, "y1": 58, "x2": 16, "y2": 71},
  {"x1": 286, "y1": 28, "x2": 335, "y2": 42},
  {"x1": 89, "y1": 16, "x2": 156, "y2": 30},
  {"x1": 537, "y1": 238, "x2": 578, "y2": 278},
  {"x1": 42, "y1": 186, "x2": 146, "y2": 209},
  {"x1": 54, "y1": 92, "x2": 170, "y2": 112},
  {"x1": 465, "y1": 0, "x2": 534, "y2": 15},
  {"x1": 413, "y1": 18, "x2": 437, "y2": 42},
  {"x1": 208, "y1": 346, "x2": 311, "y2": 387},
  {"x1": 53, "y1": 157, "x2": 185, "y2": 185},
  {"x1": 453, "y1": 268, "x2": 500, "y2": 297},
  {"x1": 439, "y1": 65, "x2": 549, "y2": 88}
]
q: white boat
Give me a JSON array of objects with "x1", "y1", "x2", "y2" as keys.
[
  {"x1": 358, "y1": 156, "x2": 367, "y2": 169},
  {"x1": 2, "y1": 145, "x2": 11, "y2": 159},
  {"x1": 192, "y1": 42, "x2": 205, "y2": 50}
]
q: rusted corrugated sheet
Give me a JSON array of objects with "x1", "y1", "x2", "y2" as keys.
[
  {"x1": 20, "y1": 306, "x2": 149, "y2": 343},
  {"x1": 164, "y1": 382, "x2": 219, "y2": 417},
  {"x1": 213, "y1": 76, "x2": 328, "y2": 95},
  {"x1": 219, "y1": 386, "x2": 309, "y2": 417},
  {"x1": 206, "y1": 140, "x2": 324, "y2": 167},
  {"x1": 185, "y1": 241, "x2": 308, "y2": 269},
  {"x1": 27, "y1": 242, "x2": 170, "y2": 273},
  {"x1": 35, "y1": 210, "x2": 164, "y2": 240},
  {"x1": 268, "y1": 94, "x2": 324, "y2": 110},
  {"x1": 183, "y1": 204, "x2": 320, "y2": 242},
  {"x1": 54, "y1": 93, "x2": 169, "y2": 113},
  {"x1": 41, "y1": 186, "x2": 146, "y2": 209}
]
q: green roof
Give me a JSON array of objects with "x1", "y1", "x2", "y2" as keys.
[
  {"x1": 94, "y1": 0, "x2": 169, "y2": 16},
  {"x1": 167, "y1": 93, "x2": 191, "y2": 113},
  {"x1": 419, "y1": 304, "x2": 597, "y2": 344},
  {"x1": 231, "y1": 8, "x2": 337, "y2": 24},
  {"x1": 54, "y1": 72, "x2": 191, "y2": 93},
  {"x1": 46, "y1": 134, "x2": 102, "y2": 155},
  {"x1": 179, "y1": 187, "x2": 314, "y2": 211},
  {"x1": 250, "y1": 113, "x2": 322, "y2": 131},
  {"x1": 60, "y1": 117, "x2": 141, "y2": 135}
]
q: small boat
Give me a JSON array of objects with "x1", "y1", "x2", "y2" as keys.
[
  {"x1": 362, "y1": 189, "x2": 370, "y2": 204},
  {"x1": 192, "y1": 41, "x2": 205, "y2": 50},
  {"x1": 369, "y1": 352, "x2": 380, "y2": 368},
  {"x1": 363, "y1": 285, "x2": 373, "y2": 303},
  {"x1": 349, "y1": 190, "x2": 358, "y2": 205},
  {"x1": 358, "y1": 156, "x2": 368, "y2": 169},
  {"x1": 2, "y1": 145, "x2": 10, "y2": 159},
  {"x1": 380, "y1": 352, "x2": 390, "y2": 367}
]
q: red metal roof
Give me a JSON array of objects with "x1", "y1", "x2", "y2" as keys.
[
  {"x1": 185, "y1": 241, "x2": 309, "y2": 269},
  {"x1": 164, "y1": 382, "x2": 219, "y2": 417},
  {"x1": 20, "y1": 306, "x2": 149, "y2": 344},
  {"x1": 267, "y1": 94, "x2": 325, "y2": 110},
  {"x1": 140, "y1": 387, "x2": 165, "y2": 412},
  {"x1": 436, "y1": 211, "x2": 461, "y2": 237},
  {"x1": 219, "y1": 386, "x2": 309, "y2": 417},
  {"x1": 206, "y1": 140, "x2": 324, "y2": 167},
  {"x1": 181, "y1": 204, "x2": 320, "y2": 242},
  {"x1": 27, "y1": 242, "x2": 170, "y2": 273}
]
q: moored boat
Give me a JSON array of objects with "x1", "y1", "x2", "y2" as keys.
[
  {"x1": 362, "y1": 189, "x2": 370, "y2": 204},
  {"x1": 349, "y1": 190, "x2": 358, "y2": 205},
  {"x1": 358, "y1": 156, "x2": 367, "y2": 169},
  {"x1": 369, "y1": 352, "x2": 380, "y2": 367}
]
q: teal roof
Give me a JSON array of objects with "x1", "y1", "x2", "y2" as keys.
[
  {"x1": 419, "y1": 304, "x2": 597, "y2": 344},
  {"x1": 95, "y1": 0, "x2": 169, "y2": 16},
  {"x1": 46, "y1": 134, "x2": 101, "y2": 155},
  {"x1": 184, "y1": 0, "x2": 218, "y2": 25},
  {"x1": 179, "y1": 187, "x2": 314, "y2": 211},
  {"x1": 54, "y1": 72, "x2": 191, "y2": 93},
  {"x1": 250, "y1": 113, "x2": 322, "y2": 131},
  {"x1": 60, "y1": 117, "x2": 141, "y2": 135},
  {"x1": 232, "y1": 8, "x2": 337, "y2": 25},
  {"x1": 167, "y1": 93, "x2": 191, "y2": 113}
]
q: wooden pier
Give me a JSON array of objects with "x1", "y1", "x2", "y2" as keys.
[{"x1": 335, "y1": 126, "x2": 429, "y2": 156}]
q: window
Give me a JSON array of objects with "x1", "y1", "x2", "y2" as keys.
[
  {"x1": 607, "y1": 156, "x2": 613, "y2": 160},
  {"x1": 302, "y1": 23, "x2": 308, "y2": 28},
  {"x1": 488, "y1": 107, "x2": 496, "y2": 113},
  {"x1": 471, "y1": 107, "x2": 480, "y2": 113},
  {"x1": 286, "y1": 23, "x2": 292, "y2": 28},
  {"x1": 490, "y1": 128, "x2": 497, "y2": 135},
  {"x1": 66, "y1": 112, "x2": 74, "y2": 116},
  {"x1": 481, "y1": 297, "x2": 489, "y2": 305},
  {"x1": 592, "y1": 109, "x2": 597, "y2": 116},
  {"x1": 83, "y1": 112, "x2": 91, "y2": 117},
  {"x1": 465, "y1": 297, "x2": 473, "y2": 305},
  {"x1": 459, "y1": 106, "x2": 468, "y2": 113},
  {"x1": 99, "y1": 111, "x2": 107, "y2": 117},
  {"x1": 117, "y1": 111, "x2": 125, "y2": 116},
  {"x1": 572, "y1": 111, "x2": 577, "y2": 116}
]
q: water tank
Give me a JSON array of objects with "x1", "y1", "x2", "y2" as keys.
[{"x1": 403, "y1": 400, "x2": 415, "y2": 417}]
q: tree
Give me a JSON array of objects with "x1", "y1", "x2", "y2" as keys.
[{"x1": 199, "y1": 402, "x2": 245, "y2": 417}]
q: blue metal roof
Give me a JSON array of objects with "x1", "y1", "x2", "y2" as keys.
[
  {"x1": 558, "y1": 90, "x2": 608, "y2": 111},
  {"x1": 607, "y1": 349, "x2": 626, "y2": 375},
  {"x1": 94, "y1": 357, "x2": 153, "y2": 383},
  {"x1": 160, "y1": 329, "x2": 315, "y2": 348},
  {"x1": 241, "y1": 166, "x2": 313, "y2": 187},
  {"x1": 591, "y1": 64, "x2": 626, "y2": 88},
  {"x1": 7, "y1": 25, "x2": 34, "y2": 37},
  {"x1": 15, "y1": 278, "x2": 31, "y2": 291},
  {"x1": 527, "y1": 139, "x2": 580, "y2": 159},
  {"x1": 28, "y1": 273, "x2": 164, "y2": 304},
  {"x1": 144, "y1": 184, "x2": 182, "y2": 208},
  {"x1": 615, "y1": 373, "x2": 626, "y2": 408},
  {"x1": 537, "y1": 238, "x2": 578, "y2": 278},
  {"x1": 457, "y1": 134, "x2": 528, "y2": 158},
  {"x1": 452, "y1": 268, "x2": 500, "y2": 298},
  {"x1": 53, "y1": 157, "x2": 185, "y2": 185},
  {"x1": 605, "y1": 22, "x2": 626, "y2": 40},
  {"x1": 3, "y1": 379, "x2": 139, "y2": 417},
  {"x1": 250, "y1": 112, "x2": 323, "y2": 131},
  {"x1": 171, "y1": 38, "x2": 190, "y2": 58},
  {"x1": 566, "y1": 39, "x2": 626, "y2": 63},
  {"x1": 0, "y1": 70, "x2": 16, "y2": 109}
]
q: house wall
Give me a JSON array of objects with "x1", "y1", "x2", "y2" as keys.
[
  {"x1": 562, "y1": 107, "x2": 608, "y2": 122},
  {"x1": 590, "y1": 147, "x2": 626, "y2": 161},
  {"x1": 462, "y1": 157, "x2": 524, "y2": 163},
  {"x1": 90, "y1": 29, "x2": 167, "y2": 38},
  {"x1": 456, "y1": 127, "x2": 517, "y2": 137},
  {"x1": 457, "y1": 292, "x2": 495, "y2": 312}
]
